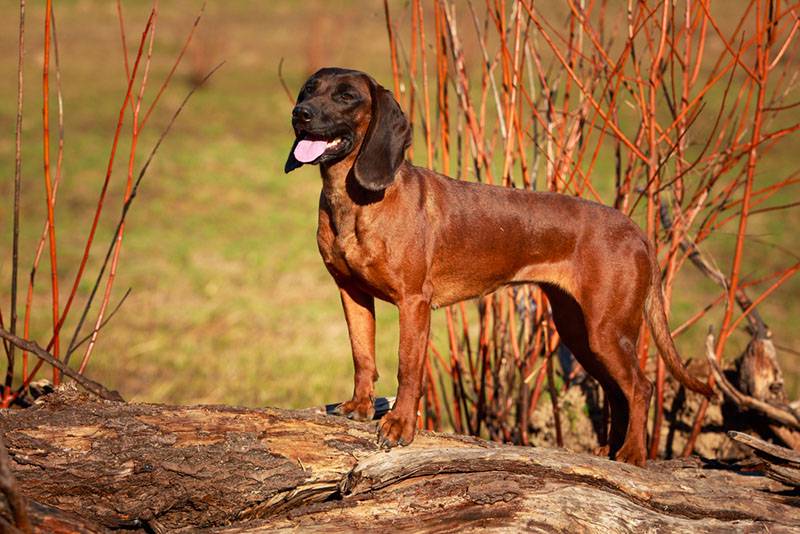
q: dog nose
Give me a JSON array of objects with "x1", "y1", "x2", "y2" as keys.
[{"x1": 292, "y1": 104, "x2": 315, "y2": 123}]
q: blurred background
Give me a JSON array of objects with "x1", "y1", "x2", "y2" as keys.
[
  {"x1": 0, "y1": 0, "x2": 797, "y2": 419},
  {"x1": 0, "y1": 1, "x2": 407, "y2": 408}
]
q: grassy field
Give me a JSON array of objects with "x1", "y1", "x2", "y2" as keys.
[{"x1": 0, "y1": 0, "x2": 798, "y2": 410}]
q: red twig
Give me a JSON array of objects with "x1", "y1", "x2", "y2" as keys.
[
  {"x1": 41, "y1": 0, "x2": 61, "y2": 384},
  {"x1": 80, "y1": 4, "x2": 159, "y2": 373},
  {"x1": 683, "y1": 0, "x2": 772, "y2": 458},
  {"x1": 23, "y1": 9, "x2": 155, "y2": 388},
  {"x1": 383, "y1": 0, "x2": 402, "y2": 99}
]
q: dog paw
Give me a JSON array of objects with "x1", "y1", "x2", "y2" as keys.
[
  {"x1": 332, "y1": 397, "x2": 375, "y2": 421},
  {"x1": 613, "y1": 442, "x2": 647, "y2": 467},
  {"x1": 592, "y1": 445, "x2": 611, "y2": 457},
  {"x1": 376, "y1": 410, "x2": 416, "y2": 450}
]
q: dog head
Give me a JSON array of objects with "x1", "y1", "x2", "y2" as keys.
[{"x1": 284, "y1": 67, "x2": 411, "y2": 191}]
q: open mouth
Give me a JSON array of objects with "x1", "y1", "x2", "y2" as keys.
[{"x1": 293, "y1": 133, "x2": 349, "y2": 164}]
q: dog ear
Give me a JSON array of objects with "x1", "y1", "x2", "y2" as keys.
[{"x1": 353, "y1": 82, "x2": 411, "y2": 191}]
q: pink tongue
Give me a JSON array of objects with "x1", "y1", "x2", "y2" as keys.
[{"x1": 294, "y1": 139, "x2": 328, "y2": 163}]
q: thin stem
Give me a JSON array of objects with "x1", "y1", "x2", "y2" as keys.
[{"x1": 6, "y1": 0, "x2": 26, "y2": 404}]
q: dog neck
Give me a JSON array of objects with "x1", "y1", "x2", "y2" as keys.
[
  {"x1": 320, "y1": 154, "x2": 354, "y2": 201},
  {"x1": 320, "y1": 155, "x2": 363, "y2": 236},
  {"x1": 320, "y1": 156, "x2": 395, "y2": 237}
]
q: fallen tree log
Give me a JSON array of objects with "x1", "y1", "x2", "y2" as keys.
[
  {"x1": 0, "y1": 388, "x2": 797, "y2": 532},
  {"x1": 730, "y1": 431, "x2": 800, "y2": 488}
]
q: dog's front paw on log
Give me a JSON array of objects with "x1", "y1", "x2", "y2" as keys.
[
  {"x1": 332, "y1": 397, "x2": 375, "y2": 421},
  {"x1": 377, "y1": 410, "x2": 416, "y2": 449}
]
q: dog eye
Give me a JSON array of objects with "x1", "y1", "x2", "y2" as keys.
[
  {"x1": 336, "y1": 91, "x2": 358, "y2": 103},
  {"x1": 302, "y1": 82, "x2": 317, "y2": 97}
]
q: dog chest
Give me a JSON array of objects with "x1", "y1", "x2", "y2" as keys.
[{"x1": 318, "y1": 227, "x2": 388, "y2": 282}]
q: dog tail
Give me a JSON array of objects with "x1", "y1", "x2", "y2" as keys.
[{"x1": 644, "y1": 245, "x2": 713, "y2": 398}]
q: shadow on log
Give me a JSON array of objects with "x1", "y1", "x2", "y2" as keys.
[{"x1": 0, "y1": 388, "x2": 798, "y2": 533}]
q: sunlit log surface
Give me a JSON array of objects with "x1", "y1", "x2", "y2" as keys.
[{"x1": 1, "y1": 389, "x2": 797, "y2": 533}]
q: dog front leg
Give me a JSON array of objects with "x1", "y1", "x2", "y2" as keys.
[
  {"x1": 332, "y1": 284, "x2": 378, "y2": 421},
  {"x1": 378, "y1": 296, "x2": 431, "y2": 448}
]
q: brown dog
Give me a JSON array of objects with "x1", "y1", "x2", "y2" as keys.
[{"x1": 285, "y1": 67, "x2": 712, "y2": 466}]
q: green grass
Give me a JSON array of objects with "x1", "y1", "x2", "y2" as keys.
[
  {"x1": 0, "y1": 0, "x2": 798, "y2": 411},
  {"x1": 0, "y1": 0, "x2": 405, "y2": 408}
]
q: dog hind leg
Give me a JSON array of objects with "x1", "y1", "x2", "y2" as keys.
[
  {"x1": 589, "y1": 326, "x2": 652, "y2": 466},
  {"x1": 541, "y1": 283, "x2": 652, "y2": 466}
]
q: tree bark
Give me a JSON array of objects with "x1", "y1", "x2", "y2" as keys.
[{"x1": 1, "y1": 388, "x2": 797, "y2": 533}]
